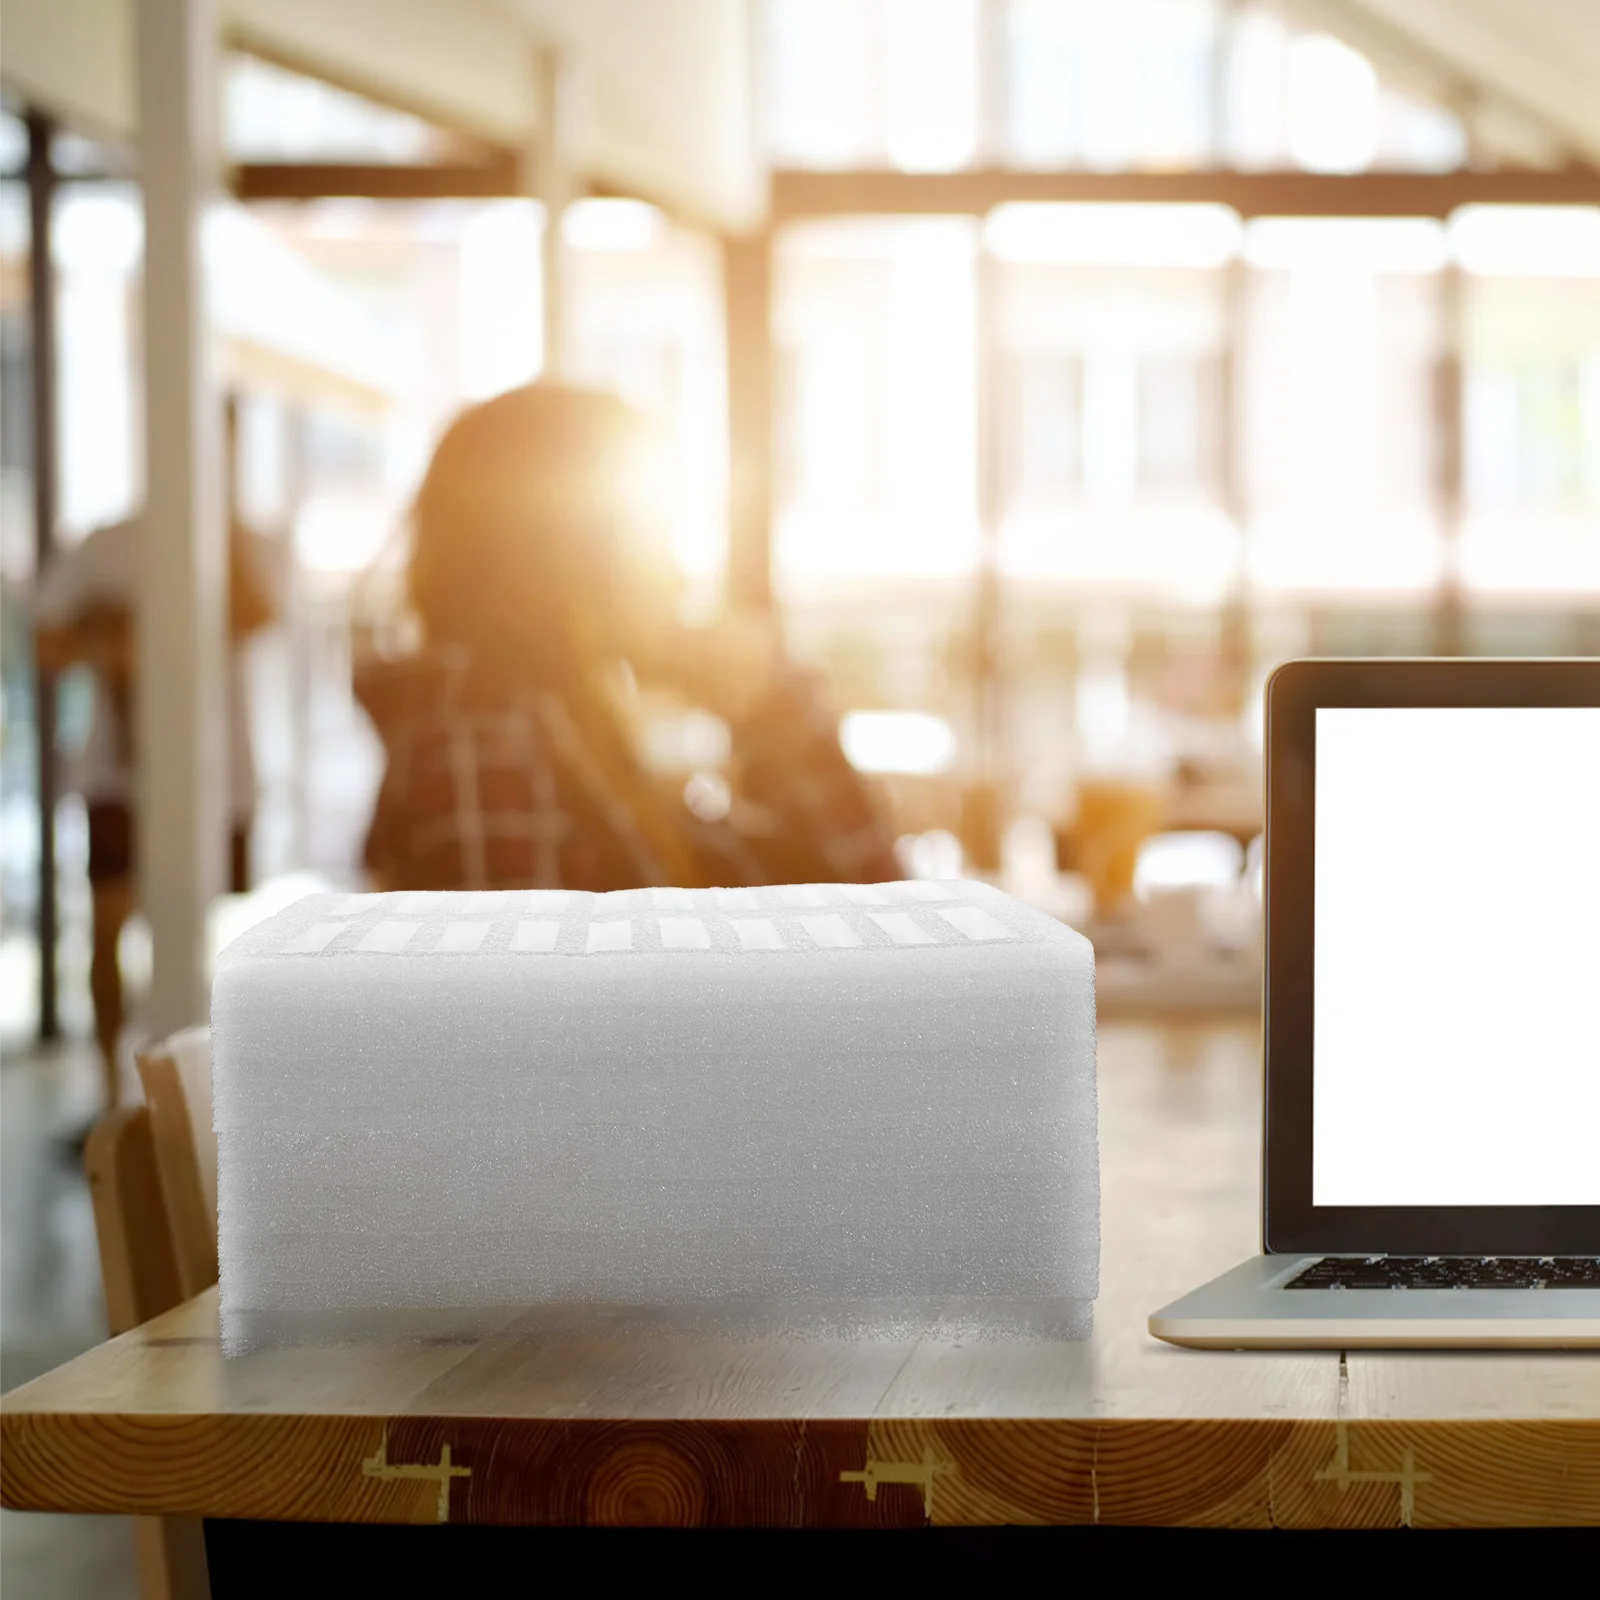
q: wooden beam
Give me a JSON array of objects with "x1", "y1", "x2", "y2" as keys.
[
  {"x1": 230, "y1": 154, "x2": 520, "y2": 201},
  {"x1": 231, "y1": 162, "x2": 1600, "y2": 226},
  {"x1": 722, "y1": 234, "x2": 773, "y2": 613},
  {"x1": 772, "y1": 167, "x2": 1600, "y2": 220},
  {"x1": 531, "y1": 48, "x2": 578, "y2": 380},
  {"x1": 1433, "y1": 263, "x2": 1467, "y2": 656},
  {"x1": 964, "y1": 244, "x2": 1005, "y2": 873},
  {"x1": 228, "y1": 157, "x2": 729, "y2": 238}
]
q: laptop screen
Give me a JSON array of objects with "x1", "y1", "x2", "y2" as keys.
[{"x1": 1313, "y1": 705, "x2": 1600, "y2": 1208}]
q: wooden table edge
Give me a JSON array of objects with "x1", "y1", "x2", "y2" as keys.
[{"x1": 5, "y1": 1407, "x2": 1598, "y2": 1529}]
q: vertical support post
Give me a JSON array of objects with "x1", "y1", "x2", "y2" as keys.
[
  {"x1": 284, "y1": 405, "x2": 312, "y2": 869},
  {"x1": 135, "y1": 0, "x2": 228, "y2": 1037},
  {"x1": 1211, "y1": 0, "x2": 1250, "y2": 724},
  {"x1": 1217, "y1": 251, "x2": 1252, "y2": 709},
  {"x1": 723, "y1": 232, "x2": 774, "y2": 613},
  {"x1": 26, "y1": 109, "x2": 60, "y2": 1041},
  {"x1": 965, "y1": 236, "x2": 1004, "y2": 871},
  {"x1": 531, "y1": 47, "x2": 577, "y2": 381},
  {"x1": 1433, "y1": 260, "x2": 1466, "y2": 656}
]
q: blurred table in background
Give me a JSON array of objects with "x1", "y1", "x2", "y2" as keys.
[{"x1": 999, "y1": 855, "x2": 1262, "y2": 1021}]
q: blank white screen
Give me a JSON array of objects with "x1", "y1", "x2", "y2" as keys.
[{"x1": 1313, "y1": 706, "x2": 1600, "y2": 1207}]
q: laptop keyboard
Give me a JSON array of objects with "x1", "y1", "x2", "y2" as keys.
[{"x1": 1285, "y1": 1256, "x2": 1600, "y2": 1291}]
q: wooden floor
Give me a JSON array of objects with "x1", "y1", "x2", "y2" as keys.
[{"x1": 4, "y1": 1022, "x2": 1598, "y2": 1531}]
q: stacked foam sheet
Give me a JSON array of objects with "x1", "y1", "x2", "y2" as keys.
[{"x1": 211, "y1": 880, "x2": 1097, "y2": 1353}]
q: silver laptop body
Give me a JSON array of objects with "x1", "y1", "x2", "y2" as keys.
[{"x1": 1150, "y1": 659, "x2": 1600, "y2": 1349}]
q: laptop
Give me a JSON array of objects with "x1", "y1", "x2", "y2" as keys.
[{"x1": 1150, "y1": 658, "x2": 1600, "y2": 1348}]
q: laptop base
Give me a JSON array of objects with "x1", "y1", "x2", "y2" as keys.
[{"x1": 1149, "y1": 1256, "x2": 1600, "y2": 1349}]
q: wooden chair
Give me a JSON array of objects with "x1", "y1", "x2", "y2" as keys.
[
  {"x1": 135, "y1": 1028, "x2": 219, "y2": 1302},
  {"x1": 84, "y1": 1030, "x2": 217, "y2": 1600}
]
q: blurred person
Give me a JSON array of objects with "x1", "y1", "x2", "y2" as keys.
[
  {"x1": 356, "y1": 382, "x2": 899, "y2": 892},
  {"x1": 33, "y1": 514, "x2": 279, "y2": 1110}
]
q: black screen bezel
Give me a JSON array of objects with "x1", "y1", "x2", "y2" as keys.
[{"x1": 1263, "y1": 657, "x2": 1600, "y2": 1256}]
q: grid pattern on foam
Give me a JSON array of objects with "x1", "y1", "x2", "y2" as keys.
[{"x1": 261, "y1": 881, "x2": 1034, "y2": 960}]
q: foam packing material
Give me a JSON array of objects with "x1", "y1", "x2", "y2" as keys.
[{"x1": 212, "y1": 880, "x2": 1097, "y2": 1353}]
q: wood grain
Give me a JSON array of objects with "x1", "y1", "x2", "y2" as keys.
[
  {"x1": 7, "y1": 1024, "x2": 1597, "y2": 1529},
  {"x1": 86, "y1": 1104, "x2": 214, "y2": 1599}
]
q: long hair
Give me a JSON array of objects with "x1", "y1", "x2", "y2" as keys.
[{"x1": 405, "y1": 383, "x2": 663, "y2": 691}]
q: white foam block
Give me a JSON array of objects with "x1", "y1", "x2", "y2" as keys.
[{"x1": 211, "y1": 881, "x2": 1097, "y2": 1351}]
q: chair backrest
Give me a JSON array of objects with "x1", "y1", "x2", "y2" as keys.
[
  {"x1": 84, "y1": 1106, "x2": 185, "y2": 1336},
  {"x1": 135, "y1": 1027, "x2": 219, "y2": 1301},
  {"x1": 84, "y1": 1106, "x2": 214, "y2": 1599}
]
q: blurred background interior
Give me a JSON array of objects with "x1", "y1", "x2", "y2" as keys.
[{"x1": 0, "y1": 0, "x2": 1597, "y2": 1586}]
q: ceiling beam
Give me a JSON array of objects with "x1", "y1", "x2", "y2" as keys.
[
  {"x1": 227, "y1": 155, "x2": 728, "y2": 234},
  {"x1": 229, "y1": 153, "x2": 520, "y2": 201},
  {"x1": 1269, "y1": 0, "x2": 1587, "y2": 168},
  {"x1": 771, "y1": 167, "x2": 1600, "y2": 221},
  {"x1": 227, "y1": 161, "x2": 1600, "y2": 223}
]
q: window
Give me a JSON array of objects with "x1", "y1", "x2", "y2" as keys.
[
  {"x1": 1004, "y1": 0, "x2": 1215, "y2": 170},
  {"x1": 1136, "y1": 354, "x2": 1216, "y2": 495},
  {"x1": 0, "y1": 299, "x2": 32, "y2": 586},
  {"x1": 766, "y1": 0, "x2": 980, "y2": 171},
  {"x1": 574, "y1": 336, "x2": 684, "y2": 424},
  {"x1": 302, "y1": 410, "x2": 386, "y2": 481},
  {"x1": 773, "y1": 344, "x2": 805, "y2": 507},
  {"x1": 774, "y1": 334, "x2": 878, "y2": 514},
  {"x1": 1467, "y1": 363, "x2": 1590, "y2": 511},
  {"x1": 771, "y1": 0, "x2": 1468, "y2": 175},
  {"x1": 1006, "y1": 352, "x2": 1084, "y2": 503},
  {"x1": 1517, "y1": 365, "x2": 1587, "y2": 508},
  {"x1": 224, "y1": 54, "x2": 459, "y2": 163},
  {"x1": 773, "y1": 217, "x2": 979, "y2": 582},
  {"x1": 765, "y1": 0, "x2": 882, "y2": 168},
  {"x1": 0, "y1": 307, "x2": 29, "y2": 477}
]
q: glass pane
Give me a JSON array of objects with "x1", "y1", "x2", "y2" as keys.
[
  {"x1": 1217, "y1": 6, "x2": 1463, "y2": 174},
  {"x1": 1241, "y1": 218, "x2": 1446, "y2": 595},
  {"x1": 565, "y1": 205, "x2": 728, "y2": 587},
  {"x1": 54, "y1": 185, "x2": 143, "y2": 538},
  {"x1": 1221, "y1": 5, "x2": 1290, "y2": 169},
  {"x1": 0, "y1": 106, "x2": 29, "y2": 172},
  {"x1": 773, "y1": 216, "x2": 980, "y2": 586},
  {"x1": 768, "y1": 0, "x2": 1470, "y2": 175},
  {"x1": 1004, "y1": 352, "x2": 1084, "y2": 501},
  {"x1": 884, "y1": 0, "x2": 980, "y2": 172},
  {"x1": 224, "y1": 53, "x2": 460, "y2": 163},
  {"x1": 1284, "y1": 32, "x2": 1378, "y2": 173},
  {"x1": 766, "y1": 0, "x2": 979, "y2": 172},
  {"x1": 1456, "y1": 209, "x2": 1600, "y2": 596},
  {"x1": 990, "y1": 204, "x2": 1236, "y2": 592},
  {"x1": 1004, "y1": 0, "x2": 1216, "y2": 171},
  {"x1": 765, "y1": 0, "x2": 884, "y2": 168},
  {"x1": 1376, "y1": 87, "x2": 1467, "y2": 172},
  {"x1": 1136, "y1": 354, "x2": 1215, "y2": 492}
]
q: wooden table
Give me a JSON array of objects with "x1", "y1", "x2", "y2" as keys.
[{"x1": 3, "y1": 1024, "x2": 1597, "y2": 1553}]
